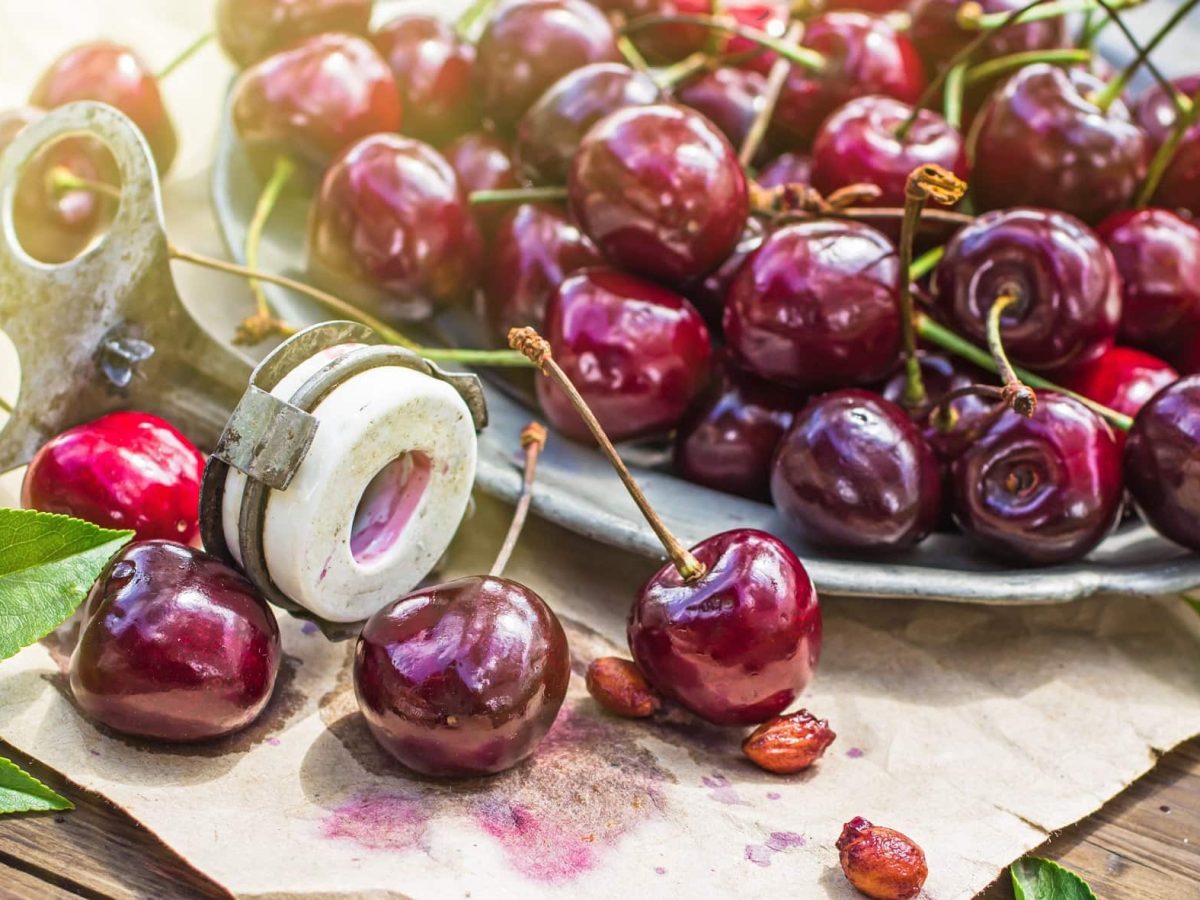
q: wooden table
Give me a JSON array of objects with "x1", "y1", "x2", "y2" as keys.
[{"x1": 1, "y1": 735, "x2": 1196, "y2": 898}]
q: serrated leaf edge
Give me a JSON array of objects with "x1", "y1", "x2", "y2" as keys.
[
  {"x1": 0, "y1": 755, "x2": 73, "y2": 814},
  {"x1": 1011, "y1": 856, "x2": 1098, "y2": 900}
]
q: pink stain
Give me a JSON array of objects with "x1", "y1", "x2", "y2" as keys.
[
  {"x1": 703, "y1": 772, "x2": 750, "y2": 806},
  {"x1": 847, "y1": 747, "x2": 864, "y2": 758},
  {"x1": 475, "y1": 801, "x2": 596, "y2": 884},
  {"x1": 266, "y1": 736, "x2": 281, "y2": 746},
  {"x1": 744, "y1": 831, "x2": 806, "y2": 868},
  {"x1": 655, "y1": 866, "x2": 667, "y2": 875},
  {"x1": 766, "y1": 791, "x2": 781, "y2": 800},
  {"x1": 301, "y1": 621, "x2": 319, "y2": 636},
  {"x1": 322, "y1": 791, "x2": 430, "y2": 853}
]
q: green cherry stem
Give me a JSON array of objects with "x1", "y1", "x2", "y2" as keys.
[
  {"x1": 469, "y1": 186, "x2": 569, "y2": 205},
  {"x1": 963, "y1": 48, "x2": 1091, "y2": 87},
  {"x1": 985, "y1": 292, "x2": 1037, "y2": 416},
  {"x1": 455, "y1": 0, "x2": 498, "y2": 42},
  {"x1": 1136, "y1": 84, "x2": 1200, "y2": 207},
  {"x1": 909, "y1": 245, "x2": 945, "y2": 281},
  {"x1": 617, "y1": 33, "x2": 654, "y2": 75},
  {"x1": 622, "y1": 14, "x2": 828, "y2": 73},
  {"x1": 738, "y1": 21, "x2": 804, "y2": 168},
  {"x1": 1092, "y1": 0, "x2": 1199, "y2": 113},
  {"x1": 156, "y1": 33, "x2": 214, "y2": 81},
  {"x1": 959, "y1": 0, "x2": 1141, "y2": 29},
  {"x1": 489, "y1": 421, "x2": 547, "y2": 578},
  {"x1": 943, "y1": 62, "x2": 966, "y2": 130},
  {"x1": 238, "y1": 155, "x2": 297, "y2": 345},
  {"x1": 46, "y1": 166, "x2": 122, "y2": 201},
  {"x1": 0, "y1": 396, "x2": 12, "y2": 415}
]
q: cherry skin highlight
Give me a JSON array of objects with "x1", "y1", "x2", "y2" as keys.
[
  {"x1": 756, "y1": 152, "x2": 812, "y2": 189},
  {"x1": 22, "y1": 411, "x2": 206, "y2": 544},
  {"x1": 1133, "y1": 75, "x2": 1200, "y2": 216},
  {"x1": 1055, "y1": 347, "x2": 1178, "y2": 449},
  {"x1": 685, "y1": 218, "x2": 765, "y2": 335},
  {"x1": 216, "y1": 0, "x2": 373, "y2": 67},
  {"x1": 442, "y1": 130, "x2": 518, "y2": 234},
  {"x1": 70, "y1": 541, "x2": 281, "y2": 742},
  {"x1": 879, "y1": 350, "x2": 996, "y2": 460},
  {"x1": 673, "y1": 68, "x2": 766, "y2": 161}
]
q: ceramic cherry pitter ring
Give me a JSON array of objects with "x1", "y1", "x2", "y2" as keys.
[{"x1": 200, "y1": 321, "x2": 487, "y2": 632}]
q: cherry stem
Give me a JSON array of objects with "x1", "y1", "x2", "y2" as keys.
[
  {"x1": 238, "y1": 156, "x2": 296, "y2": 345},
  {"x1": 1136, "y1": 83, "x2": 1200, "y2": 207},
  {"x1": 168, "y1": 243, "x2": 533, "y2": 367},
  {"x1": 508, "y1": 326, "x2": 707, "y2": 582},
  {"x1": 469, "y1": 187, "x2": 568, "y2": 205},
  {"x1": 909, "y1": 245, "x2": 945, "y2": 281},
  {"x1": 963, "y1": 48, "x2": 1091, "y2": 87},
  {"x1": 489, "y1": 422, "x2": 548, "y2": 578},
  {"x1": 156, "y1": 33, "x2": 213, "y2": 81},
  {"x1": 45, "y1": 167, "x2": 121, "y2": 201},
  {"x1": 960, "y1": 0, "x2": 1141, "y2": 29},
  {"x1": 914, "y1": 313, "x2": 1133, "y2": 430},
  {"x1": 985, "y1": 291, "x2": 1037, "y2": 416},
  {"x1": 622, "y1": 15, "x2": 828, "y2": 73},
  {"x1": 898, "y1": 165, "x2": 967, "y2": 412},
  {"x1": 943, "y1": 62, "x2": 966, "y2": 131},
  {"x1": 928, "y1": 383, "x2": 1006, "y2": 431},
  {"x1": 1092, "y1": 0, "x2": 1198, "y2": 113},
  {"x1": 455, "y1": 0, "x2": 497, "y2": 41},
  {"x1": 616, "y1": 33, "x2": 653, "y2": 75},
  {"x1": 0, "y1": 396, "x2": 12, "y2": 415},
  {"x1": 738, "y1": 21, "x2": 804, "y2": 169},
  {"x1": 655, "y1": 51, "x2": 712, "y2": 89}
]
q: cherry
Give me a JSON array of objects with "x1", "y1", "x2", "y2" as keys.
[
  {"x1": 684, "y1": 218, "x2": 765, "y2": 334},
  {"x1": 29, "y1": 41, "x2": 177, "y2": 175},
  {"x1": 443, "y1": 130, "x2": 519, "y2": 234},
  {"x1": 613, "y1": 0, "x2": 783, "y2": 67},
  {"x1": 1095, "y1": 208, "x2": 1200, "y2": 357},
  {"x1": 481, "y1": 203, "x2": 601, "y2": 345},
  {"x1": 516, "y1": 63, "x2": 660, "y2": 186},
  {"x1": 538, "y1": 267, "x2": 712, "y2": 443},
  {"x1": 674, "y1": 68, "x2": 766, "y2": 159},
  {"x1": 474, "y1": 0, "x2": 620, "y2": 130},
  {"x1": 756, "y1": 151, "x2": 812, "y2": 188},
  {"x1": 810, "y1": 95, "x2": 967, "y2": 207},
  {"x1": 879, "y1": 350, "x2": 995, "y2": 459},
  {"x1": 950, "y1": 392, "x2": 1123, "y2": 565},
  {"x1": 825, "y1": 0, "x2": 908, "y2": 10},
  {"x1": 1054, "y1": 346, "x2": 1178, "y2": 448},
  {"x1": 231, "y1": 33, "x2": 402, "y2": 178},
  {"x1": 569, "y1": 103, "x2": 749, "y2": 287},
  {"x1": 724, "y1": 219, "x2": 900, "y2": 391},
  {"x1": 308, "y1": 134, "x2": 482, "y2": 322},
  {"x1": 767, "y1": 12, "x2": 925, "y2": 150},
  {"x1": 216, "y1": 0, "x2": 373, "y2": 68},
  {"x1": 931, "y1": 207, "x2": 1120, "y2": 372},
  {"x1": 970, "y1": 64, "x2": 1148, "y2": 225},
  {"x1": 22, "y1": 412, "x2": 205, "y2": 544},
  {"x1": 909, "y1": 0, "x2": 1065, "y2": 71},
  {"x1": 1133, "y1": 76, "x2": 1200, "y2": 214},
  {"x1": 70, "y1": 541, "x2": 280, "y2": 742},
  {"x1": 1134, "y1": 76, "x2": 1200, "y2": 147},
  {"x1": 673, "y1": 352, "x2": 799, "y2": 501},
  {"x1": 1124, "y1": 375, "x2": 1200, "y2": 552},
  {"x1": 772, "y1": 390, "x2": 943, "y2": 551},
  {"x1": 372, "y1": 15, "x2": 478, "y2": 146}
]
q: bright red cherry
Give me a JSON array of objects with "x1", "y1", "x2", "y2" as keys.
[
  {"x1": 909, "y1": 0, "x2": 1065, "y2": 71},
  {"x1": 538, "y1": 267, "x2": 712, "y2": 443},
  {"x1": 674, "y1": 68, "x2": 766, "y2": 159},
  {"x1": 231, "y1": 33, "x2": 402, "y2": 177},
  {"x1": 932, "y1": 207, "x2": 1120, "y2": 372},
  {"x1": 569, "y1": 103, "x2": 749, "y2": 287},
  {"x1": 724, "y1": 219, "x2": 900, "y2": 390},
  {"x1": 70, "y1": 541, "x2": 281, "y2": 742},
  {"x1": 951, "y1": 392, "x2": 1123, "y2": 565},
  {"x1": 756, "y1": 151, "x2": 812, "y2": 188},
  {"x1": 354, "y1": 575, "x2": 570, "y2": 777},
  {"x1": 29, "y1": 41, "x2": 177, "y2": 174},
  {"x1": 970, "y1": 65, "x2": 1148, "y2": 225},
  {"x1": 1133, "y1": 75, "x2": 1200, "y2": 216},
  {"x1": 308, "y1": 134, "x2": 482, "y2": 322},
  {"x1": 216, "y1": 0, "x2": 373, "y2": 67},
  {"x1": 1055, "y1": 347, "x2": 1178, "y2": 449},
  {"x1": 22, "y1": 412, "x2": 205, "y2": 544}
]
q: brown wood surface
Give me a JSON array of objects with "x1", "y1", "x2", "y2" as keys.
[{"x1": 0, "y1": 737, "x2": 1196, "y2": 898}]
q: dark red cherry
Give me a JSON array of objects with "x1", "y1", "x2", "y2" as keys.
[
  {"x1": 724, "y1": 219, "x2": 900, "y2": 390},
  {"x1": 674, "y1": 353, "x2": 799, "y2": 501},
  {"x1": 768, "y1": 12, "x2": 925, "y2": 150},
  {"x1": 674, "y1": 68, "x2": 766, "y2": 158},
  {"x1": 1134, "y1": 75, "x2": 1200, "y2": 146},
  {"x1": 970, "y1": 65, "x2": 1147, "y2": 225},
  {"x1": 516, "y1": 63, "x2": 660, "y2": 186},
  {"x1": 442, "y1": 130, "x2": 518, "y2": 234},
  {"x1": 615, "y1": 0, "x2": 782, "y2": 67},
  {"x1": 1055, "y1": 346, "x2": 1178, "y2": 449},
  {"x1": 1095, "y1": 208, "x2": 1200, "y2": 356},
  {"x1": 771, "y1": 390, "x2": 943, "y2": 551},
  {"x1": 811, "y1": 95, "x2": 967, "y2": 206},
  {"x1": 685, "y1": 218, "x2": 765, "y2": 334},
  {"x1": 308, "y1": 134, "x2": 481, "y2": 322},
  {"x1": 756, "y1": 151, "x2": 812, "y2": 188},
  {"x1": 372, "y1": 15, "x2": 478, "y2": 145},
  {"x1": 354, "y1": 575, "x2": 570, "y2": 777},
  {"x1": 879, "y1": 350, "x2": 995, "y2": 459},
  {"x1": 1124, "y1": 376, "x2": 1200, "y2": 552},
  {"x1": 1132, "y1": 75, "x2": 1200, "y2": 214},
  {"x1": 474, "y1": 0, "x2": 620, "y2": 129},
  {"x1": 569, "y1": 103, "x2": 749, "y2": 287},
  {"x1": 628, "y1": 529, "x2": 821, "y2": 726},
  {"x1": 951, "y1": 392, "x2": 1123, "y2": 565},
  {"x1": 216, "y1": 0, "x2": 373, "y2": 67},
  {"x1": 231, "y1": 33, "x2": 401, "y2": 177},
  {"x1": 909, "y1": 0, "x2": 1065, "y2": 71},
  {"x1": 932, "y1": 207, "x2": 1120, "y2": 372},
  {"x1": 22, "y1": 412, "x2": 205, "y2": 544},
  {"x1": 70, "y1": 541, "x2": 280, "y2": 742},
  {"x1": 30, "y1": 41, "x2": 177, "y2": 175},
  {"x1": 539, "y1": 267, "x2": 712, "y2": 443},
  {"x1": 480, "y1": 203, "x2": 602, "y2": 344}
]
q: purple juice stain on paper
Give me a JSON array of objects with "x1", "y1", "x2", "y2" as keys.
[
  {"x1": 475, "y1": 801, "x2": 596, "y2": 884},
  {"x1": 744, "y1": 831, "x2": 806, "y2": 868},
  {"x1": 655, "y1": 866, "x2": 667, "y2": 875},
  {"x1": 847, "y1": 747, "x2": 864, "y2": 758},
  {"x1": 703, "y1": 772, "x2": 750, "y2": 806},
  {"x1": 301, "y1": 621, "x2": 319, "y2": 636},
  {"x1": 322, "y1": 791, "x2": 430, "y2": 853},
  {"x1": 766, "y1": 791, "x2": 781, "y2": 800}
]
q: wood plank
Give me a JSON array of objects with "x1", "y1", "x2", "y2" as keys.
[{"x1": 0, "y1": 860, "x2": 80, "y2": 900}]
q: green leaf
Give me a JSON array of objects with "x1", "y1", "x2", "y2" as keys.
[
  {"x1": 0, "y1": 756, "x2": 72, "y2": 813},
  {"x1": 0, "y1": 508, "x2": 132, "y2": 661},
  {"x1": 1011, "y1": 857, "x2": 1097, "y2": 900}
]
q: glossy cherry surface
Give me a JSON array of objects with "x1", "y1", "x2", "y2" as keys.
[
  {"x1": 1124, "y1": 376, "x2": 1200, "y2": 552},
  {"x1": 1055, "y1": 347, "x2": 1178, "y2": 447},
  {"x1": 70, "y1": 541, "x2": 281, "y2": 742},
  {"x1": 23, "y1": 412, "x2": 205, "y2": 543},
  {"x1": 30, "y1": 41, "x2": 177, "y2": 174},
  {"x1": 1133, "y1": 75, "x2": 1200, "y2": 215},
  {"x1": 674, "y1": 354, "x2": 799, "y2": 501},
  {"x1": 569, "y1": 103, "x2": 748, "y2": 287},
  {"x1": 628, "y1": 529, "x2": 821, "y2": 726},
  {"x1": 539, "y1": 267, "x2": 711, "y2": 442},
  {"x1": 615, "y1": 0, "x2": 782, "y2": 67},
  {"x1": 442, "y1": 130, "x2": 518, "y2": 234},
  {"x1": 308, "y1": 134, "x2": 481, "y2": 322},
  {"x1": 354, "y1": 575, "x2": 570, "y2": 777},
  {"x1": 724, "y1": 219, "x2": 900, "y2": 390},
  {"x1": 932, "y1": 207, "x2": 1120, "y2": 371},
  {"x1": 674, "y1": 68, "x2": 765, "y2": 159},
  {"x1": 685, "y1": 218, "x2": 765, "y2": 334},
  {"x1": 516, "y1": 63, "x2": 659, "y2": 186},
  {"x1": 811, "y1": 95, "x2": 967, "y2": 207},
  {"x1": 970, "y1": 65, "x2": 1147, "y2": 225},
  {"x1": 216, "y1": 0, "x2": 373, "y2": 67},
  {"x1": 474, "y1": 0, "x2": 620, "y2": 129},
  {"x1": 771, "y1": 390, "x2": 943, "y2": 551},
  {"x1": 756, "y1": 151, "x2": 812, "y2": 188},
  {"x1": 879, "y1": 350, "x2": 995, "y2": 460},
  {"x1": 373, "y1": 15, "x2": 478, "y2": 145},
  {"x1": 951, "y1": 392, "x2": 1123, "y2": 565},
  {"x1": 909, "y1": 0, "x2": 1065, "y2": 70},
  {"x1": 232, "y1": 33, "x2": 401, "y2": 177},
  {"x1": 1095, "y1": 208, "x2": 1200, "y2": 356}
]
